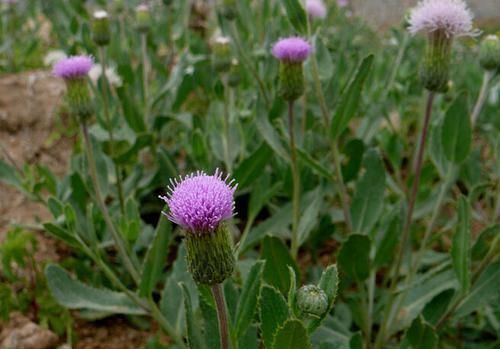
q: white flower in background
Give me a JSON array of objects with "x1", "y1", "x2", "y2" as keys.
[
  {"x1": 89, "y1": 64, "x2": 123, "y2": 87},
  {"x1": 43, "y1": 50, "x2": 67, "y2": 67}
]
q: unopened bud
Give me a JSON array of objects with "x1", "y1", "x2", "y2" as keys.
[
  {"x1": 479, "y1": 35, "x2": 500, "y2": 71},
  {"x1": 185, "y1": 224, "x2": 235, "y2": 285},
  {"x1": 421, "y1": 30, "x2": 452, "y2": 93},
  {"x1": 296, "y1": 285, "x2": 329, "y2": 318},
  {"x1": 92, "y1": 10, "x2": 110, "y2": 46},
  {"x1": 135, "y1": 4, "x2": 151, "y2": 33},
  {"x1": 228, "y1": 59, "x2": 240, "y2": 87},
  {"x1": 220, "y1": 0, "x2": 237, "y2": 20},
  {"x1": 213, "y1": 36, "x2": 232, "y2": 73}
]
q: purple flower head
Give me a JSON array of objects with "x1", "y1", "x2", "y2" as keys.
[
  {"x1": 306, "y1": 0, "x2": 327, "y2": 19},
  {"x1": 53, "y1": 55, "x2": 94, "y2": 79},
  {"x1": 159, "y1": 169, "x2": 237, "y2": 233},
  {"x1": 408, "y1": 0, "x2": 479, "y2": 38},
  {"x1": 272, "y1": 37, "x2": 312, "y2": 63}
]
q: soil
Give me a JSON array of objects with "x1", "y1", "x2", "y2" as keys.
[{"x1": 0, "y1": 71, "x2": 149, "y2": 349}]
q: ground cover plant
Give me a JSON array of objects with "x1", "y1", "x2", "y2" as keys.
[{"x1": 0, "y1": 0, "x2": 499, "y2": 348}]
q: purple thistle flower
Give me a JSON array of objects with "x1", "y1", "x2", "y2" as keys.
[
  {"x1": 408, "y1": 0, "x2": 479, "y2": 38},
  {"x1": 53, "y1": 55, "x2": 94, "y2": 79},
  {"x1": 306, "y1": 0, "x2": 327, "y2": 19},
  {"x1": 272, "y1": 37, "x2": 312, "y2": 63},
  {"x1": 159, "y1": 169, "x2": 237, "y2": 233}
]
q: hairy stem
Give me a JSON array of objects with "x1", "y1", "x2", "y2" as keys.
[
  {"x1": 374, "y1": 92, "x2": 435, "y2": 349},
  {"x1": 471, "y1": 71, "x2": 492, "y2": 126},
  {"x1": 288, "y1": 101, "x2": 301, "y2": 259},
  {"x1": 80, "y1": 124, "x2": 140, "y2": 284},
  {"x1": 99, "y1": 47, "x2": 125, "y2": 215},
  {"x1": 212, "y1": 284, "x2": 231, "y2": 349}
]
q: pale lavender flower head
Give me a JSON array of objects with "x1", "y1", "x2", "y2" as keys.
[
  {"x1": 272, "y1": 37, "x2": 312, "y2": 62},
  {"x1": 408, "y1": 0, "x2": 479, "y2": 38},
  {"x1": 337, "y1": 0, "x2": 348, "y2": 8},
  {"x1": 53, "y1": 55, "x2": 93, "y2": 79},
  {"x1": 306, "y1": 0, "x2": 327, "y2": 19},
  {"x1": 159, "y1": 169, "x2": 237, "y2": 233}
]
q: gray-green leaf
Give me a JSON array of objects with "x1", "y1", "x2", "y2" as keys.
[
  {"x1": 338, "y1": 234, "x2": 371, "y2": 281},
  {"x1": 260, "y1": 285, "x2": 290, "y2": 349},
  {"x1": 451, "y1": 196, "x2": 471, "y2": 293},
  {"x1": 45, "y1": 264, "x2": 146, "y2": 315},
  {"x1": 441, "y1": 92, "x2": 472, "y2": 164},
  {"x1": 281, "y1": 0, "x2": 307, "y2": 34},
  {"x1": 272, "y1": 319, "x2": 311, "y2": 349}
]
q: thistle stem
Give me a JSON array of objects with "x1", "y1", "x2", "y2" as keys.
[
  {"x1": 99, "y1": 47, "x2": 125, "y2": 215},
  {"x1": 80, "y1": 123, "x2": 140, "y2": 285},
  {"x1": 374, "y1": 92, "x2": 435, "y2": 349},
  {"x1": 471, "y1": 71, "x2": 492, "y2": 126},
  {"x1": 222, "y1": 79, "x2": 232, "y2": 173},
  {"x1": 306, "y1": 19, "x2": 353, "y2": 232},
  {"x1": 212, "y1": 283, "x2": 231, "y2": 349},
  {"x1": 288, "y1": 100, "x2": 301, "y2": 259},
  {"x1": 141, "y1": 32, "x2": 149, "y2": 123}
]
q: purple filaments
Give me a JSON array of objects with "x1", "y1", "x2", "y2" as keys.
[
  {"x1": 159, "y1": 169, "x2": 237, "y2": 234},
  {"x1": 53, "y1": 55, "x2": 94, "y2": 79},
  {"x1": 306, "y1": 0, "x2": 327, "y2": 19},
  {"x1": 408, "y1": 0, "x2": 479, "y2": 38},
  {"x1": 272, "y1": 37, "x2": 312, "y2": 63}
]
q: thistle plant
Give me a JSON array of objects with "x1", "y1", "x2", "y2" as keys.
[
  {"x1": 272, "y1": 37, "x2": 312, "y2": 259},
  {"x1": 160, "y1": 170, "x2": 237, "y2": 349}
]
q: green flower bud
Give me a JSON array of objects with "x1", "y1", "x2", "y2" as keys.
[
  {"x1": 227, "y1": 59, "x2": 240, "y2": 87},
  {"x1": 112, "y1": 0, "x2": 125, "y2": 14},
  {"x1": 185, "y1": 224, "x2": 235, "y2": 285},
  {"x1": 296, "y1": 285, "x2": 329, "y2": 318},
  {"x1": 279, "y1": 62, "x2": 305, "y2": 101},
  {"x1": 220, "y1": 0, "x2": 237, "y2": 20},
  {"x1": 92, "y1": 10, "x2": 111, "y2": 46},
  {"x1": 212, "y1": 36, "x2": 232, "y2": 73},
  {"x1": 421, "y1": 30, "x2": 452, "y2": 93},
  {"x1": 66, "y1": 78, "x2": 93, "y2": 122},
  {"x1": 135, "y1": 4, "x2": 151, "y2": 33},
  {"x1": 479, "y1": 35, "x2": 500, "y2": 71}
]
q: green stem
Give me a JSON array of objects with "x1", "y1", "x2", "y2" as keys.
[
  {"x1": 212, "y1": 284, "x2": 231, "y2": 349},
  {"x1": 99, "y1": 47, "x2": 125, "y2": 215},
  {"x1": 374, "y1": 92, "x2": 435, "y2": 349},
  {"x1": 288, "y1": 100, "x2": 301, "y2": 259},
  {"x1": 234, "y1": 216, "x2": 254, "y2": 258},
  {"x1": 222, "y1": 79, "x2": 232, "y2": 173},
  {"x1": 141, "y1": 32, "x2": 149, "y2": 123},
  {"x1": 367, "y1": 271, "x2": 376, "y2": 347},
  {"x1": 80, "y1": 123, "x2": 140, "y2": 285},
  {"x1": 471, "y1": 71, "x2": 492, "y2": 126},
  {"x1": 228, "y1": 22, "x2": 270, "y2": 107},
  {"x1": 307, "y1": 20, "x2": 353, "y2": 232}
]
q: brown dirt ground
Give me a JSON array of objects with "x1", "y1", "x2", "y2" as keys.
[{"x1": 0, "y1": 71, "x2": 149, "y2": 349}]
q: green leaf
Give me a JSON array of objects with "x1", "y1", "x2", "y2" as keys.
[
  {"x1": 471, "y1": 224, "x2": 500, "y2": 261},
  {"x1": 404, "y1": 316, "x2": 438, "y2": 349},
  {"x1": 349, "y1": 332, "x2": 364, "y2": 349},
  {"x1": 422, "y1": 289, "x2": 454, "y2": 325},
  {"x1": 43, "y1": 223, "x2": 80, "y2": 249},
  {"x1": 441, "y1": 93, "x2": 472, "y2": 164},
  {"x1": 199, "y1": 293, "x2": 220, "y2": 349},
  {"x1": 0, "y1": 159, "x2": 22, "y2": 189},
  {"x1": 455, "y1": 261, "x2": 500, "y2": 318},
  {"x1": 256, "y1": 111, "x2": 289, "y2": 161},
  {"x1": 180, "y1": 283, "x2": 206, "y2": 349},
  {"x1": 259, "y1": 285, "x2": 290, "y2": 349},
  {"x1": 297, "y1": 147, "x2": 331, "y2": 179},
  {"x1": 262, "y1": 237, "x2": 299, "y2": 294},
  {"x1": 287, "y1": 266, "x2": 298, "y2": 316},
  {"x1": 318, "y1": 264, "x2": 339, "y2": 308},
  {"x1": 234, "y1": 143, "x2": 273, "y2": 189},
  {"x1": 374, "y1": 213, "x2": 401, "y2": 268},
  {"x1": 338, "y1": 234, "x2": 371, "y2": 281},
  {"x1": 281, "y1": 0, "x2": 307, "y2": 34},
  {"x1": 272, "y1": 319, "x2": 311, "y2": 349},
  {"x1": 350, "y1": 149, "x2": 386, "y2": 234},
  {"x1": 451, "y1": 196, "x2": 471, "y2": 293},
  {"x1": 138, "y1": 215, "x2": 172, "y2": 297},
  {"x1": 45, "y1": 264, "x2": 146, "y2": 315},
  {"x1": 330, "y1": 55, "x2": 374, "y2": 140},
  {"x1": 315, "y1": 36, "x2": 334, "y2": 81},
  {"x1": 114, "y1": 133, "x2": 153, "y2": 164},
  {"x1": 298, "y1": 187, "x2": 323, "y2": 246},
  {"x1": 235, "y1": 260, "x2": 265, "y2": 337}
]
